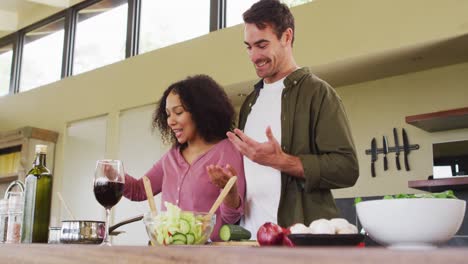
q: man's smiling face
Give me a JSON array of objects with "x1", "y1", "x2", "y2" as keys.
[{"x1": 244, "y1": 23, "x2": 290, "y2": 84}]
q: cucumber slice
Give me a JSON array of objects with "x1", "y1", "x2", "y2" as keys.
[
  {"x1": 181, "y1": 212, "x2": 196, "y2": 223},
  {"x1": 179, "y1": 219, "x2": 190, "y2": 234},
  {"x1": 186, "y1": 233, "x2": 195, "y2": 245},
  {"x1": 172, "y1": 233, "x2": 187, "y2": 244},
  {"x1": 168, "y1": 226, "x2": 179, "y2": 235},
  {"x1": 219, "y1": 224, "x2": 251, "y2": 241},
  {"x1": 172, "y1": 240, "x2": 186, "y2": 245}
]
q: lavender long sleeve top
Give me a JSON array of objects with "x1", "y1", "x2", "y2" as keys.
[{"x1": 124, "y1": 139, "x2": 245, "y2": 241}]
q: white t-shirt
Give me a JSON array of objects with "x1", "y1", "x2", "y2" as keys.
[{"x1": 241, "y1": 77, "x2": 285, "y2": 237}]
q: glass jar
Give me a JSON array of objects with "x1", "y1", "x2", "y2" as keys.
[
  {"x1": 6, "y1": 192, "x2": 24, "y2": 243},
  {"x1": 0, "y1": 199, "x2": 8, "y2": 243},
  {"x1": 48, "y1": 227, "x2": 61, "y2": 244}
]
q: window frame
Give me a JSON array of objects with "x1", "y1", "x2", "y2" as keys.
[
  {"x1": 0, "y1": 0, "x2": 227, "y2": 96},
  {"x1": 19, "y1": 13, "x2": 67, "y2": 92},
  {"x1": 72, "y1": 0, "x2": 129, "y2": 75},
  {"x1": 0, "y1": 35, "x2": 16, "y2": 94}
]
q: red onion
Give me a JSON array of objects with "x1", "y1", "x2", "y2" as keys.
[
  {"x1": 282, "y1": 235, "x2": 295, "y2": 247},
  {"x1": 257, "y1": 222, "x2": 285, "y2": 246}
]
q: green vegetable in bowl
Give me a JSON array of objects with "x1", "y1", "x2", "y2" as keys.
[
  {"x1": 383, "y1": 190, "x2": 457, "y2": 200},
  {"x1": 150, "y1": 202, "x2": 210, "y2": 245},
  {"x1": 354, "y1": 197, "x2": 363, "y2": 205},
  {"x1": 355, "y1": 190, "x2": 457, "y2": 205}
]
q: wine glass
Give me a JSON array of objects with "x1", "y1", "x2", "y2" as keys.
[{"x1": 93, "y1": 159, "x2": 125, "y2": 246}]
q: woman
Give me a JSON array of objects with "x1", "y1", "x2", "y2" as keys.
[{"x1": 123, "y1": 75, "x2": 245, "y2": 241}]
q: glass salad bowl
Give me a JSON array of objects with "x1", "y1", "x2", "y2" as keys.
[{"x1": 143, "y1": 209, "x2": 216, "y2": 246}]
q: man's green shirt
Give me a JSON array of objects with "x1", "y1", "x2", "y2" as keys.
[{"x1": 238, "y1": 67, "x2": 359, "y2": 227}]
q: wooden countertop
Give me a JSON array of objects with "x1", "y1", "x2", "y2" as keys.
[{"x1": 1, "y1": 244, "x2": 468, "y2": 264}]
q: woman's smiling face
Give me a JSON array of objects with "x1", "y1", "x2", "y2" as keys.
[{"x1": 165, "y1": 92, "x2": 198, "y2": 145}]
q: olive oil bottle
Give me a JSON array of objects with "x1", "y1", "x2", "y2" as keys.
[{"x1": 22, "y1": 145, "x2": 52, "y2": 243}]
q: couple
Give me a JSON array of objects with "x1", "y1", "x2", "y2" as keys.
[{"x1": 124, "y1": 0, "x2": 359, "y2": 241}]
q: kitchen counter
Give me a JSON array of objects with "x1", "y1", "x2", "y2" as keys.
[{"x1": 1, "y1": 244, "x2": 468, "y2": 264}]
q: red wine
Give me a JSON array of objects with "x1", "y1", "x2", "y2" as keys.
[{"x1": 94, "y1": 181, "x2": 124, "y2": 209}]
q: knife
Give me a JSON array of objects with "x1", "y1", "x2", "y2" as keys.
[
  {"x1": 371, "y1": 138, "x2": 377, "y2": 177},
  {"x1": 402, "y1": 128, "x2": 410, "y2": 171},
  {"x1": 393, "y1": 128, "x2": 401, "y2": 170},
  {"x1": 382, "y1": 136, "x2": 389, "y2": 171}
]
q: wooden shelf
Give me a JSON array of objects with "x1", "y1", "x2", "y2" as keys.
[
  {"x1": 408, "y1": 177, "x2": 468, "y2": 192},
  {"x1": 0, "y1": 126, "x2": 58, "y2": 145},
  {"x1": 0, "y1": 173, "x2": 18, "y2": 184},
  {"x1": 406, "y1": 107, "x2": 468, "y2": 132},
  {"x1": 0, "y1": 126, "x2": 58, "y2": 196}
]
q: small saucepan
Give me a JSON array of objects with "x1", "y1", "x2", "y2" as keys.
[{"x1": 60, "y1": 214, "x2": 143, "y2": 244}]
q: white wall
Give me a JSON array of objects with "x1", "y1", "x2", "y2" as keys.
[
  {"x1": 113, "y1": 104, "x2": 169, "y2": 245},
  {"x1": 59, "y1": 115, "x2": 107, "y2": 224}
]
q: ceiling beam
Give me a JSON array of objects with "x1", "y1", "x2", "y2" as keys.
[
  {"x1": 27, "y1": 0, "x2": 72, "y2": 8},
  {"x1": 0, "y1": 9, "x2": 17, "y2": 31}
]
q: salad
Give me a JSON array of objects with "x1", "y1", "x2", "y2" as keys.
[
  {"x1": 147, "y1": 202, "x2": 213, "y2": 245},
  {"x1": 354, "y1": 190, "x2": 458, "y2": 205}
]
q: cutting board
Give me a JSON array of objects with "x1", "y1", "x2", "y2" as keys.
[{"x1": 210, "y1": 241, "x2": 259, "y2": 247}]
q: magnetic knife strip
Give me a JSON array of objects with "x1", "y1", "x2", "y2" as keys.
[{"x1": 365, "y1": 144, "x2": 419, "y2": 155}]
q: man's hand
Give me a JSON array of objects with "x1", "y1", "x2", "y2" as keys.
[
  {"x1": 227, "y1": 126, "x2": 304, "y2": 178},
  {"x1": 227, "y1": 126, "x2": 283, "y2": 168}
]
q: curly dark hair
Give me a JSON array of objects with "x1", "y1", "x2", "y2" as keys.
[
  {"x1": 243, "y1": 0, "x2": 295, "y2": 46},
  {"x1": 153, "y1": 75, "x2": 235, "y2": 148}
]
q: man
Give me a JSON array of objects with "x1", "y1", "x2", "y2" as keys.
[{"x1": 208, "y1": 0, "x2": 359, "y2": 235}]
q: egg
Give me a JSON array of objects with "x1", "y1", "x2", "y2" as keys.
[
  {"x1": 336, "y1": 224, "x2": 357, "y2": 234},
  {"x1": 329, "y1": 218, "x2": 350, "y2": 231},
  {"x1": 330, "y1": 218, "x2": 358, "y2": 234},
  {"x1": 309, "y1": 218, "x2": 335, "y2": 234},
  {"x1": 289, "y1": 223, "x2": 313, "y2": 234}
]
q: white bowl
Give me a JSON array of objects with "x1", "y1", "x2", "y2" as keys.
[{"x1": 356, "y1": 198, "x2": 466, "y2": 249}]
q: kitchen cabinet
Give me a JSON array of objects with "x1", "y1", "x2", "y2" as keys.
[
  {"x1": 406, "y1": 107, "x2": 468, "y2": 132},
  {"x1": 0, "y1": 127, "x2": 58, "y2": 196}
]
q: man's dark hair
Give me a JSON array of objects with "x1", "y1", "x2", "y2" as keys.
[
  {"x1": 243, "y1": 0, "x2": 295, "y2": 45},
  {"x1": 153, "y1": 75, "x2": 235, "y2": 148}
]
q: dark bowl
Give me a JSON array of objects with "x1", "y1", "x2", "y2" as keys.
[{"x1": 288, "y1": 233, "x2": 365, "y2": 246}]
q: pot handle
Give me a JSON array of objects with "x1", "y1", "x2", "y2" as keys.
[{"x1": 109, "y1": 214, "x2": 144, "y2": 233}]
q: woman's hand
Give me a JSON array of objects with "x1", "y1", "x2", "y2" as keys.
[
  {"x1": 206, "y1": 164, "x2": 240, "y2": 209},
  {"x1": 206, "y1": 164, "x2": 237, "y2": 189},
  {"x1": 103, "y1": 164, "x2": 119, "y2": 181}
]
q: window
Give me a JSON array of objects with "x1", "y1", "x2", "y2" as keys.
[
  {"x1": 226, "y1": 0, "x2": 257, "y2": 27},
  {"x1": 20, "y1": 19, "x2": 65, "y2": 92},
  {"x1": 226, "y1": 0, "x2": 314, "y2": 27},
  {"x1": 74, "y1": 0, "x2": 128, "y2": 75},
  {"x1": 0, "y1": 43, "x2": 13, "y2": 96},
  {"x1": 139, "y1": 0, "x2": 210, "y2": 54},
  {"x1": 283, "y1": 0, "x2": 314, "y2": 8}
]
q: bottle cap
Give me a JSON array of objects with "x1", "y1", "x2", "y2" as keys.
[{"x1": 35, "y1": 145, "x2": 48, "y2": 154}]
